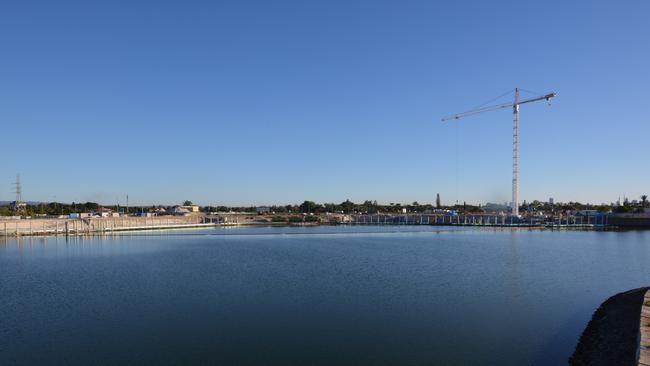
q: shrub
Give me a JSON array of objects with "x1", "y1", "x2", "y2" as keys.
[{"x1": 305, "y1": 215, "x2": 320, "y2": 222}]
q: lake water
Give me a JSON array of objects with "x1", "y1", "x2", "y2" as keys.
[{"x1": 1, "y1": 226, "x2": 649, "y2": 365}]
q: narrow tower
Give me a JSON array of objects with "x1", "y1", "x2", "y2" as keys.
[
  {"x1": 13, "y1": 174, "x2": 24, "y2": 213},
  {"x1": 512, "y1": 88, "x2": 520, "y2": 217}
]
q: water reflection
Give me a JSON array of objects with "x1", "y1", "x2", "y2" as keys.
[{"x1": 0, "y1": 226, "x2": 649, "y2": 366}]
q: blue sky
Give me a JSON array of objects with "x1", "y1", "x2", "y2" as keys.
[{"x1": 1, "y1": 0, "x2": 649, "y2": 206}]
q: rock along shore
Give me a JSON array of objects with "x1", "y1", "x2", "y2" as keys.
[{"x1": 570, "y1": 287, "x2": 649, "y2": 366}]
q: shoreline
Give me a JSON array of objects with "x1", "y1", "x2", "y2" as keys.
[
  {"x1": 570, "y1": 287, "x2": 649, "y2": 365},
  {"x1": 0, "y1": 218, "x2": 625, "y2": 239}
]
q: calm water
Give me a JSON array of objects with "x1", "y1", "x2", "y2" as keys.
[{"x1": 1, "y1": 226, "x2": 649, "y2": 365}]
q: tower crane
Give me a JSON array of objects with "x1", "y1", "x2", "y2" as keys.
[{"x1": 441, "y1": 88, "x2": 557, "y2": 217}]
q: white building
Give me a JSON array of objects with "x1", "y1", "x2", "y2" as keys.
[{"x1": 172, "y1": 206, "x2": 191, "y2": 216}]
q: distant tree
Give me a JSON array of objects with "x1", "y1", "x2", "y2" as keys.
[
  {"x1": 0, "y1": 205, "x2": 13, "y2": 216},
  {"x1": 641, "y1": 195, "x2": 648, "y2": 208},
  {"x1": 183, "y1": 200, "x2": 193, "y2": 206},
  {"x1": 361, "y1": 200, "x2": 379, "y2": 214},
  {"x1": 299, "y1": 200, "x2": 321, "y2": 214},
  {"x1": 271, "y1": 205, "x2": 287, "y2": 213},
  {"x1": 341, "y1": 199, "x2": 355, "y2": 214},
  {"x1": 615, "y1": 205, "x2": 634, "y2": 213},
  {"x1": 595, "y1": 205, "x2": 611, "y2": 213}
]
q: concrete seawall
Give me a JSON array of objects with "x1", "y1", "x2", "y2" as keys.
[
  {"x1": 638, "y1": 289, "x2": 650, "y2": 365},
  {"x1": 0, "y1": 216, "x2": 220, "y2": 236},
  {"x1": 609, "y1": 214, "x2": 650, "y2": 228}
]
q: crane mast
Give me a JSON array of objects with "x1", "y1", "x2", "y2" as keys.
[
  {"x1": 512, "y1": 88, "x2": 520, "y2": 216},
  {"x1": 442, "y1": 88, "x2": 556, "y2": 217}
]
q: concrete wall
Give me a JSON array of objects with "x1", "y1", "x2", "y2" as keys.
[
  {"x1": 0, "y1": 215, "x2": 205, "y2": 236},
  {"x1": 608, "y1": 214, "x2": 650, "y2": 228},
  {"x1": 637, "y1": 289, "x2": 650, "y2": 365}
]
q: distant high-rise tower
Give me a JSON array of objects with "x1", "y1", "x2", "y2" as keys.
[{"x1": 436, "y1": 193, "x2": 441, "y2": 209}]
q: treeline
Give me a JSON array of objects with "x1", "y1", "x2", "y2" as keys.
[
  {"x1": 205, "y1": 200, "x2": 483, "y2": 214},
  {"x1": 0, "y1": 202, "x2": 163, "y2": 217},
  {"x1": 1, "y1": 196, "x2": 646, "y2": 217},
  {"x1": 0, "y1": 202, "x2": 101, "y2": 216},
  {"x1": 522, "y1": 197, "x2": 648, "y2": 214}
]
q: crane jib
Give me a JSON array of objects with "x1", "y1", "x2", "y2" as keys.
[{"x1": 442, "y1": 91, "x2": 556, "y2": 121}]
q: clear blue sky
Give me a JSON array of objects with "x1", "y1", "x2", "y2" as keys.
[{"x1": 1, "y1": 0, "x2": 649, "y2": 206}]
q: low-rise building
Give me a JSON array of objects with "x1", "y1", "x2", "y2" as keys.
[
  {"x1": 576, "y1": 210, "x2": 599, "y2": 216},
  {"x1": 172, "y1": 206, "x2": 191, "y2": 216},
  {"x1": 181, "y1": 205, "x2": 200, "y2": 213},
  {"x1": 93, "y1": 207, "x2": 116, "y2": 218}
]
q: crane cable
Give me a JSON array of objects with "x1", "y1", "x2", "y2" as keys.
[
  {"x1": 454, "y1": 89, "x2": 513, "y2": 208},
  {"x1": 469, "y1": 88, "x2": 515, "y2": 111}
]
